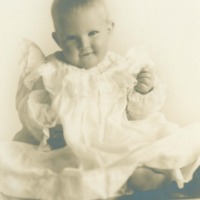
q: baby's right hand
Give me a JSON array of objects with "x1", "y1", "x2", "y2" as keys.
[
  {"x1": 40, "y1": 106, "x2": 57, "y2": 127},
  {"x1": 128, "y1": 167, "x2": 170, "y2": 191}
]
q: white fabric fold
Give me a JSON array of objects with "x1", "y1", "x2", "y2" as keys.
[{"x1": 1, "y1": 40, "x2": 200, "y2": 199}]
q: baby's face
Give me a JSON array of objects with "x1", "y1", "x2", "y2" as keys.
[{"x1": 53, "y1": 5, "x2": 113, "y2": 69}]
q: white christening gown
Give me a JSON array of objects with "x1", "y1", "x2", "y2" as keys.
[{"x1": 1, "y1": 40, "x2": 200, "y2": 200}]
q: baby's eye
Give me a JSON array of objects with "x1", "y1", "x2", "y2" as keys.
[
  {"x1": 66, "y1": 35, "x2": 77, "y2": 41},
  {"x1": 88, "y1": 31, "x2": 99, "y2": 37}
]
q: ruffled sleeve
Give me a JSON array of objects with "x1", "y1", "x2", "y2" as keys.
[
  {"x1": 15, "y1": 40, "x2": 57, "y2": 144},
  {"x1": 125, "y1": 47, "x2": 166, "y2": 120}
]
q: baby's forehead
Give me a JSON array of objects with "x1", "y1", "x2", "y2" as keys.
[
  {"x1": 51, "y1": 0, "x2": 108, "y2": 24},
  {"x1": 52, "y1": 0, "x2": 107, "y2": 16}
]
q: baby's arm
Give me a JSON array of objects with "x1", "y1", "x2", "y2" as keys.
[
  {"x1": 14, "y1": 76, "x2": 56, "y2": 144},
  {"x1": 13, "y1": 40, "x2": 67, "y2": 149},
  {"x1": 13, "y1": 39, "x2": 57, "y2": 145},
  {"x1": 125, "y1": 47, "x2": 166, "y2": 120},
  {"x1": 15, "y1": 74, "x2": 66, "y2": 149},
  {"x1": 126, "y1": 68, "x2": 165, "y2": 120}
]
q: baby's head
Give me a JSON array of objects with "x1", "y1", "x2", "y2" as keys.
[{"x1": 51, "y1": 0, "x2": 114, "y2": 69}]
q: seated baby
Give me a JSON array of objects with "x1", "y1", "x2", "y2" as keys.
[{"x1": 3, "y1": 0, "x2": 200, "y2": 199}]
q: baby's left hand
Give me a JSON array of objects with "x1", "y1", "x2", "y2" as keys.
[{"x1": 134, "y1": 66, "x2": 154, "y2": 94}]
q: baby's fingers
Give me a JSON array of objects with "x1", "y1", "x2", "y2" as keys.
[
  {"x1": 140, "y1": 66, "x2": 153, "y2": 73},
  {"x1": 45, "y1": 109, "x2": 57, "y2": 125},
  {"x1": 137, "y1": 67, "x2": 154, "y2": 78},
  {"x1": 137, "y1": 73, "x2": 152, "y2": 80},
  {"x1": 39, "y1": 107, "x2": 57, "y2": 127},
  {"x1": 135, "y1": 82, "x2": 151, "y2": 94},
  {"x1": 137, "y1": 77, "x2": 153, "y2": 86}
]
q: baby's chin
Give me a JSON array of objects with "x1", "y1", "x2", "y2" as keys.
[
  {"x1": 70, "y1": 58, "x2": 102, "y2": 70},
  {"x1": 62, "y1": 52, "x2": 105, "y2": 69},
  {"x1": 78, "y1": 62, "x2": 99, "y2": 70}
]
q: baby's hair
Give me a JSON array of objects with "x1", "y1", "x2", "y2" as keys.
[{"x1": 51, "y1": 0, "x2": 109, "y2": 29}]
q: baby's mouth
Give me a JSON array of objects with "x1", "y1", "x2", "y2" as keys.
[{"x1": 80, "y1": 52, "x2": 93, "y2": 57}]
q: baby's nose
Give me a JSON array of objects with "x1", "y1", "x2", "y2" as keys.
[{"x1": 79, "y1": 36, "x2": 90, "y2": 49}]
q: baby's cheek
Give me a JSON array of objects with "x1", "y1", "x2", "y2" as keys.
[
  {"x1": 94, "y1": 37, "x2": 108, "y2": 51},
  {"x1": 63, "y1": 53, "x2": 78, "y2": 65}
]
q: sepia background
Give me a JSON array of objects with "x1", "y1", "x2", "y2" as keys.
[{"x1": 1, "y1": 0, "x2": 200, "y2": 141}]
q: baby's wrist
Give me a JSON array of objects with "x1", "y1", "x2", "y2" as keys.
[{"x1": 146, "y1": 87, "x2": 154, "y2": 93}]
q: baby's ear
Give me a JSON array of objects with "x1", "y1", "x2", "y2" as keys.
[
  {"x1": 52, "y1": 32, "x2": 61, "y2": 47},
  {"x1": 107, "y1": 20, "x2": 115, "y2": 34}
]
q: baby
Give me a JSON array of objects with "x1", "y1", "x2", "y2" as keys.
[
  {"x1": 51, "y1": 0, "x2": 165, "y2": 193},
  {"x1": 6, "y1": 0, "x2": 200, "y2": 199},
  {"x1": 15, "y1": 0, "x2": 164, "y2": 190}
]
